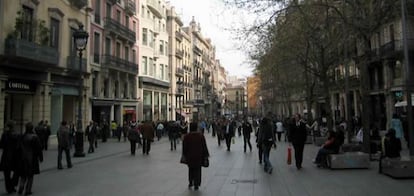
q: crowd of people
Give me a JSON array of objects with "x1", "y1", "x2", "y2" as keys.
[{"x1": 0, "y1": 112, "x2": 407, "y2": 194}]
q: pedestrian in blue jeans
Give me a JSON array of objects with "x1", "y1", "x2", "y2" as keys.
[{"x1": 258, "y1": 113, "x2": 276, "y2": 174}]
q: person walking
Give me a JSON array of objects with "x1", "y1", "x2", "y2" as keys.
[
  {"x1": 43, "y1": 120, "x2": 51, "y2": 150},
  {"x1": 141, "y1": 121, "x2": 155, "y2": 155},
  {"x1": 34, "y1": 121, "x2": 45, "y2": 150},
  {"x1": 182, "y1": 122, "x2": 209, "y2": 190},
  {"x1": 168, "y1": 122, "x2": 180, "y2": 151},
  {"x1": 288, "y1": 114, "x2": 307, "y2": 170},
  {"x1": 275, "y1": 120, "x2": 284, "y2": 142},
  {"x1": 224, "y1": 119, "x2": 236, "y2": 151},
  {"x1": 258, "y1": 114, "x2": 276, "y2": 174},
  {"x1": 0, "y1": 121, "x2": 20, "y2": 194},
  {"x1": 128, "y1": 123, "x2": 140, "y2": 155},
  {"x1": 57, "y1": 121, "x2": 72, "y2": 170},
  {"x1": 122, "y1": 121, "x2": 129, "y2": 142},
  {"x1": 111, "y1": 121, "x2": 117, "y2": 138},
  {"x1": 242, "y1": 119, "x2": 253, "y2": 152},
  {"x1": 85, "y1": 121, "x2": 97, "y2": 153},
  {"x1": 18, "y1": 122, "x2": 43, "y2": 195}
]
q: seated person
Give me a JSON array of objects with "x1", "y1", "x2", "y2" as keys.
[
  {"x1": 314, "y1": 130, "x2": 337, "y2": 168},
  {"x1": 382, "y1": 128, "x2": 402, "y2": 158}
]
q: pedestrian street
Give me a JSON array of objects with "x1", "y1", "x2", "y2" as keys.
[{"x1": 1, "y1": 134, "x2": 414, "y2": 196}]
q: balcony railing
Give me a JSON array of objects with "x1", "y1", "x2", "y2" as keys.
[
  {"x1": 104, "y1": 17, "x2": 136, "y2": 43},
  {"x1": 5, "y1": 38, "x2": 59, "y2": 65},
  {"x1": 66, "y1": 55, "x2": 87, "y2": 72},
  {"x1": 175, "y1": 31, "x2": 183, "y2": 42},
  {"x1": 101, "y1": 54, "x2": 138, "y2": 74},
  {"x1": 176, "y1": 88, "x2": 184, "y2": 95},
  {"x1": 176, "y1": 67, "x2": 184, "y2": 76},
  {"x1": 125, "y1": 0, "x2": 136, "y2": 16},
  {"x1": 175, "y1": 49, "x2": 183, "y2": 59},
  {"x1": 146, "y1": 0, "x2": 164, "y2": 18},
  {"x1": 193, "y1": 45, "x2": 202, "y2": 55}
]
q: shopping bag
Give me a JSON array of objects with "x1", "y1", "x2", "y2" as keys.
[{"x1": 287, "y1": 146, "x2": 292, "y2": 165}]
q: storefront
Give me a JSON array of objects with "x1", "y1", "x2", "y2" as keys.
[
  {"x1": 3, "y1": 79, "x2": 37, "y2": 133},
  {"x1": 50, "y1": 86, "x2": 78, "y2": 134},
  {"x1": 123, "y1": 106, "x2": 136, "y2": 123}
]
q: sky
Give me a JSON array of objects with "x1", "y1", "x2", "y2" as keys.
[{"x1": 167, "y1": 0, "x2": 254, "y2": 78}]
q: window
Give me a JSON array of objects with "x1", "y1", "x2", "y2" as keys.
[
  {"x1": 94, "y1": 0, "x2": 101, "y2": 24},
  {"x1": 142, "y1": 28, "x2": 148, "y2": 45},
  {"x1": 21, "y1": 6, "x2": 34, "y2": 41},
  {"x1": 165, "y1": 42, "x2": 168, "y2": 56},
  {"x1": 149, "y1": 58, "x2": 153, "y2": 75},
  {"x1": 106, "y1": 3, "x2": 111, "y2": 18},
  {"x1": 105, "y1": 37, "x2": 111, "y2": 55},
  {"x1": 69, "y1": 28, "x2": 77, "y2": 56},
  {"x1": 104, "y1": 79, "x2": 109, "y2": 97},
  {"x1": 149, "y1": 30, "x2": 154, "y2": 48},
  {"x1": 141, "y1": 6, "x2": 145, "y2": 17},
  {"x1": 152, "y1": 63, "x2": 156, "y2": 77},
  {"x1": 389, "y1": 24, "x2": 394, "y2": 41},
  {"x1": 160, "y1": 64, "x2": 164, "y2": 80},
  {"x1": 93, "y1": 32, "x2": 100, "y2": 63},
  {"x1": 132, "y1": 21, "x2": 136, "y2": 32},
  {"x1": 124, "y1": 46, "x2": 129, "y2": 61},
  {"x1": 142, "y1": 56, "x2": 148, "y2": 75},
  {"x1": 116, "y1": 42, "x2": 121, "y2": 58},
  {"x1": 124, "y1": 82, "x2": 128, "y2": 98},
  {"x1": 132, "y1": 49, "x2": 136, "y2": 63},
  {"x1": 50, "y1": 18, "x2": 60, "y2": 48},
  {"x1": 116, "y1": 10, "x2": 121, "y2": 22},
  {"x1": 92, "y1": 72, "x2": 98, "y2": 96},
  {"x1": 159, "y1": 40, "x2": 164, "y2": 55},
  {"x1": 114, "y1": 80, "x2": 119, "y2": 98},
  {"x1": 125, "y1": 16, "x2": 129, "y2": 28}
]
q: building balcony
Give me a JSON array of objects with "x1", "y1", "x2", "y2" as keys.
[
  {"x1": 146, "y1": 0, "x2": 164, "y2": 18},
  {"x1": 5, "y1": 38, "x2": 59, "y2": 66},
  {"x1": 66, "y1": 55, "x2": 87, "y2": 73},
  {"x1": 176, "y1": 67, "x2": 184, "y2": 76},
  {"x1": 101, "y1": 54, "x2": 138, "y2": 74},
  {"x1": 176, "y1": 88, "x2": 184, "y2": 96},
  {"x1": 175, "y1": 49, "x2": 183, "y2": 59},
  {"x1": 125, "y1": 0, "x2": 136, "y2": 16},
  {"x1": 193, "y1": 45, "x2": 202, "y2": 55},
  {"x1": 104, "y1": 17, "x2": 136, "y2": 44},
  {"x1": 175, "y1": 31, "x2": 183, "y2": 42},
  {"x1": 68, "y1": 0, "x2": 88, "y2": 9}
]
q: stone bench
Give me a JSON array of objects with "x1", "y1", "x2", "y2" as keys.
[
  {"x1": 313, "y1": 137, "x2": 326, "y2": 146},
  {"x1": 380, "y1": 157, "x2": 414, "y2": 179},
  {"x1": 328, "y1": 152, "x2": 370, "y2": 169}
]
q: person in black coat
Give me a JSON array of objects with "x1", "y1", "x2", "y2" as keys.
[
  {"x1": 242, "y1": 119, "x2": 253, "y2": 152},
  {"x1": 85, "y1": 121, "x2": 97, "y2": 153},
  {"x1": 224, "y1": 119, "x2": 236, "y2": 151},
  {"x1": 18, "y1": 122, "x2": 43, "y2": 195},
  {"x1": 0, "y1": 121, "x2": 20, "y2": 194},
  {"x1": 288, "y1": 114, "x2": 307, "y2": 170}
]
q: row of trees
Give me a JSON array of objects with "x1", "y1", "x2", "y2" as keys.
[{"x1": 224, "y1": 0, "x2": 401, "y2": 151}]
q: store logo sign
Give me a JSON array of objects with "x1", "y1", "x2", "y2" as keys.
[{"x1": 6, "y1": 79, "x2": 36, "y2": 92}]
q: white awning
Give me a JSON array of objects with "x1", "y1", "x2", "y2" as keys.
[{"x1": 395, "y1": 101, "x2": 407, "y2": 107}]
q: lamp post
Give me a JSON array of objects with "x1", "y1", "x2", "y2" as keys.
[{"x1": 73, "y1": 24, "x2": 88, "y2": 157}]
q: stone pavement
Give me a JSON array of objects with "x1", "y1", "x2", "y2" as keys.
[{"x1": 0, "y1": 133, "x2": 414, "y2": 196}]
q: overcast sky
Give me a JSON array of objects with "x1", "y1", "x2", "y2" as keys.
[{"x1": 168, "y1": 0, "x2": 254, "y2": 78}]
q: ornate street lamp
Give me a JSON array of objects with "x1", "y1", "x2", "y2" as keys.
[
  {"x1": 73, "y1": 24, "x2": 88, "y2": 157},
  {"x1": 176, "y1": 80, "x2": 184, "y2": 121}
]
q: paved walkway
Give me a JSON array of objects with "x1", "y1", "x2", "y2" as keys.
[{"x1": 0, "y1": 133, "x2": 414, "y2": 196}]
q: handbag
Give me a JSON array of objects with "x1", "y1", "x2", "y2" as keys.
[
  {"x1": 180, "y1": 155, "x2": 187, "y2": 164},
  {"x1": 287, "y1": 146, "x2": 292, "y2": 165},
  {"x1": 202, "y1": 157, "x2": 209, "y2": 167}
]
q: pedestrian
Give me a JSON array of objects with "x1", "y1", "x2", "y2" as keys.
[
  {"x1": 182, "y1": 122, "x2": 209, "y2": 190},
  {"x1": 116, "y1": 124, "x2": 122, "y2": 142},
  {"x1": 242, "y1": 118, "x2": 253, "y2": 152},
  {"x1": 17, "y1": 122, "x2": 43, "y2": 195},
  {"x1": 258, "y1": 114, "x2": 276, "y2": 174},
  {"x1": 224, "y1": 119, "x2": 236, "y2": 151},
  {"x1": 275, "y1": 120, "x2": 284, "y2": 142},
  {"x1": 101, "y1": 121, "x2": 109, "y2": 142},
  {"x1": 57, "y1": 121, "x2": 72, "y2": 170},
  {"x1": 34, "y1": 121, "x2": 45, "y2": 150},
  {"x1": 288, "y1": 114, "x2": 307, "y2": 170},
  {"x1": 85, "y1": 121, "x2": 97, "y2": 153},
  {"x1": 383, "y1": 128, "x2": 402, "y2": 158},
  {"x1": 111, "y1": 120, "x2": 117, "y2": 138},
  {"x1": 156, "y1": 122, "x2": 164, "y2": 141},
  {"x1": 313, "y1": 130, "x2": 338, "y2": 168},
  {"x1": 43, "y1": 120, "x2": 51, "y2": 150},
  {"x1": 128, "y1": 123, "x2": 140, "y2": 155},
  {"x1": 256, "y1": 126, "x2": 263, "y2": 164},
  {"x1": 141, "y1": 121, "x2": 155, "y2": 155},
  {"x1": 169, "y1": 121, "x2": 179, "y2": 151},
  {"x1": 216, "y1": 118, "x2": 225, "y2": 146},
  {"x1": 68, "y1": 121, "x2": 76, "y2": 150},
  {"x1": 122, "y1": 121, "x2": 129, "y2": 142},
  {"x1": 0, "y1": 121, "x2": 20, "y2": 194}
]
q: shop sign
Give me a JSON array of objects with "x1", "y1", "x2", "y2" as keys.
[{"x1": 6, "y1": 79, "x2": 36, "y2": 93}]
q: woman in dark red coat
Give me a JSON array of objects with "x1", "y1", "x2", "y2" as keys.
[{"x1": 182, "y1": 122, "x2": 209, "y2": 190}]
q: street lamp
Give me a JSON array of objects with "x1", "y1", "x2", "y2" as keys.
[{"x1": 73, "y1": 24, "x2": 88, "y2": 157}]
